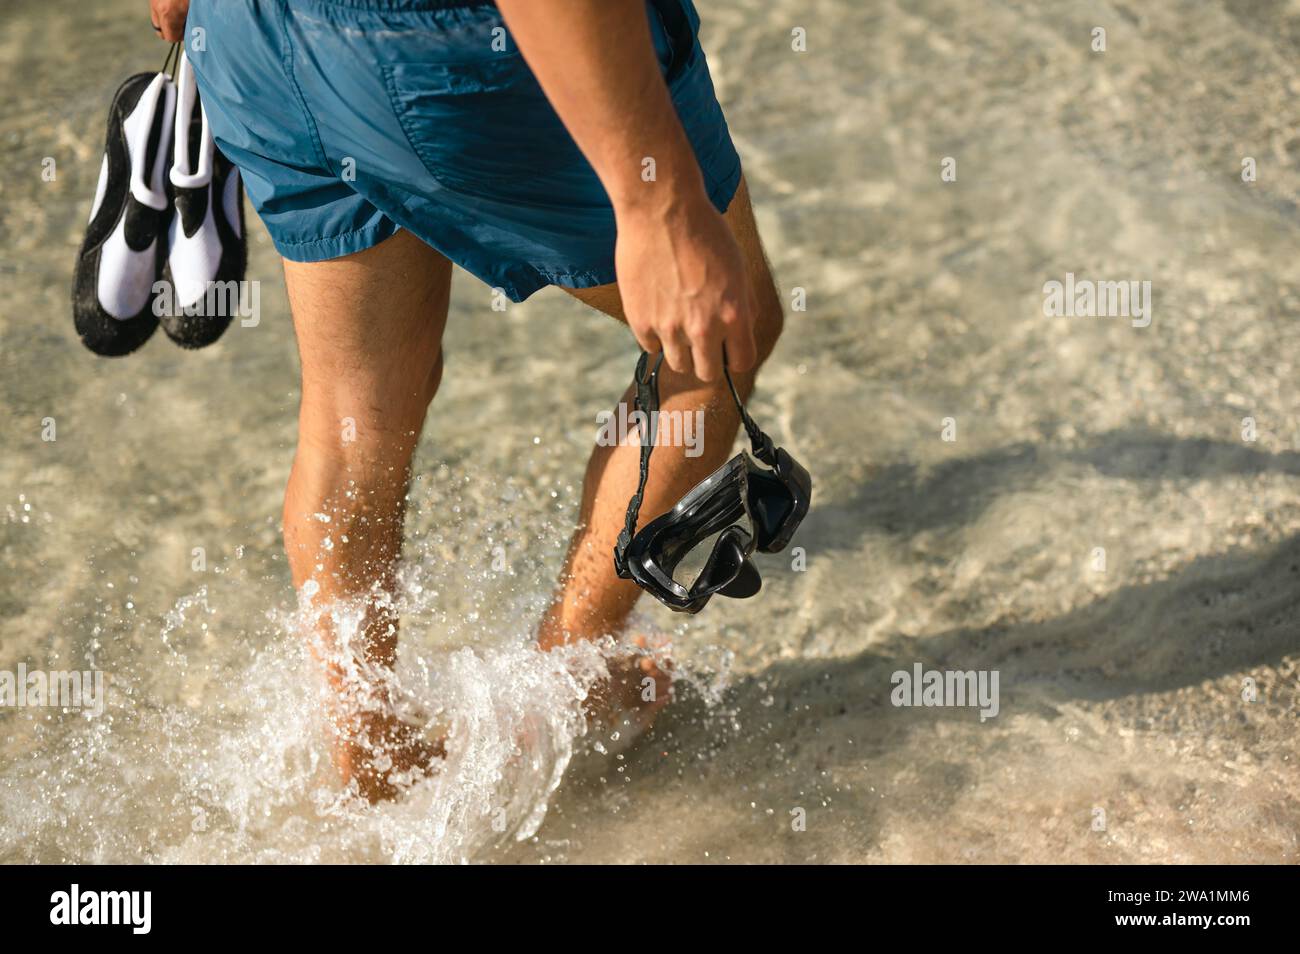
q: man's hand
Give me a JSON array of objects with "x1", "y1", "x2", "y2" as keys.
[
  {"x1": 615, "y1": 193, "x2": 757, "y2": 382},
  {"x1": 495, "y1": 0, "x2": 757, "y2": 382},
  {"x1": 150, "y1": 0, "x2": 189, "y2": 42}
]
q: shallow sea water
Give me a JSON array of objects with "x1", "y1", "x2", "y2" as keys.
[{"x1": 1, "y1": 0, "x2": 1299, "y2": 863}]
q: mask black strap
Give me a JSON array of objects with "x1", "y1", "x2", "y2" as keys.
[
  {"x1": 721, "y1": 346, "x2": 778, "y2": 467},
  {"x1": 612, "y1": 348, "x2": 780, "y2": 576},
  {"x1": 614, "y1": 351, "x2": 663, "y2": 577}
]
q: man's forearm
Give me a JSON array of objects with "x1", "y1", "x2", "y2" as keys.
[{"x1": 494, "y1": 0, "x2": 707, "y2": 214}]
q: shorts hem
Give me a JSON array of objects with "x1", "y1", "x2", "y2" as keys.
[
  {"x1": 271, "y1": 219, "x2": 401, "y2": 263},
  {"x1": 704, "y1": 156, "x2": 743, "y2": 220},
  {"x1": 501, "y1": 157, "x2": 743, "y2": 303},
  {"x1": 515, "y1": 265, "x2": 616, "y2": 302},
  {"x1": 267, "y1": 157, "x2": 742, "y2": 292}
]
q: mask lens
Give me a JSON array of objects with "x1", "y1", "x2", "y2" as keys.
[
  {"x1": 678, "y1": 526, "x2": 756, "y2": 598},
  {"x1": 657, "y1": 456, "x2": 753, "y2": 590},
  {"x1": 669, "y1": 529, "x2": 720, "y2": 590},
  {"x1": 751, "y1": 483, "x2": 794, "y2": 544},
  {"x1": 747, "y1": 450, "x2": 811, "y2": 552},
  {"x1": 745, "y1": 467, "x2": 794, "y2": 548}
]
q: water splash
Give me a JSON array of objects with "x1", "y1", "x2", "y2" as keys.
[{"x1": 0, "y1": 599, "x2": 660, "y2": 863}]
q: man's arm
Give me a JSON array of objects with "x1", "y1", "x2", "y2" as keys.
[
  {"x1": 150, "y1": 0, "x2": 757, "y2": 380},
  {"x1": 495, "y1": 0, "x2": 757, "y2": 381}
]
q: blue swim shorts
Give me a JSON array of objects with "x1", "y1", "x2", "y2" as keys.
[{"x1": 185, "y1": 0, "x2": 742, "y2": 302}]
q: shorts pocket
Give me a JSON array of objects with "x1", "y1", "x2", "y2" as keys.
[{"x1": 383, "y1": 55, "x2": 582, "y2": 201}]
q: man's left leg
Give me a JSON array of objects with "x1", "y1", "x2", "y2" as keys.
[{"x1": 538, "y1": 177, "x2": 784, "y2": 662}]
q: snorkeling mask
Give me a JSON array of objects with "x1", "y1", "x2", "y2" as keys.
[{"x1": 613, "y1": 350, "x2": 812, "y2": 614}]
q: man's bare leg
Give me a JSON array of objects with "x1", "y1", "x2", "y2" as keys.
[
  {"x1": 538, "y1": 178, "x2": 784, "y2": 676},
  {"x1": 281, "y1": 229, "x2": 451, "y2": 802}
]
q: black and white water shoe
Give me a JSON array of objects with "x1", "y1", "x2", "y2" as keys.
[
  {"x1": 159, "y1": 52, "x2": 247, "y2": 349},
  {"x1": 72, "y1": 71, "x2": 176, "y2": 356}
]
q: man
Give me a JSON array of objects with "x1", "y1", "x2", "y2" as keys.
[{"x1": 150, "y1": 0, "x2": 784, "y2": 801}]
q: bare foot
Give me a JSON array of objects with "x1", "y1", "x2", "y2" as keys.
[
  {"x1": 331, "y1": 705, "x2": 445, "y2": 804},
  {"x1": 584, "y1": 636, "x2": 674, "y2": 746},
  {"x1": 314, "y1": 647, "x2": 444, "y2": 803}
]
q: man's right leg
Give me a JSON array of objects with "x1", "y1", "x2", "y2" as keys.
[{"x1": 280, "y1": 229, "x2": 452, "y2": 803}]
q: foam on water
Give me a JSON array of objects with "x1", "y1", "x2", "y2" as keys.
[
  {"x1": 0, "y1": 422, "x2": 740, "y2": 865},
  {"x1": 0, "y1": 590, "x2": 655, "y2": 864},
  {"x1": 0, "y1": 465, "x2": 706, "y2": 865}
]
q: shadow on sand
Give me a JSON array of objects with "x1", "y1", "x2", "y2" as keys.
[
  {"x1": 803, "y1": 427, "x2": 1300, "y2": 545},
  {"x1": 520, "y1": 430, "x2": 1300, "y2": 860}
]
